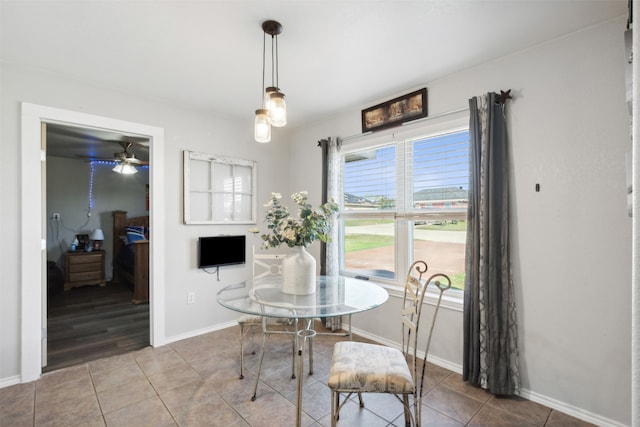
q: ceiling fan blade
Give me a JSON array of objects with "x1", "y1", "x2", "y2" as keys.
[
  {"x1": 74, "y1": 154, "x2": 117, "y2": 162},
  {"x1": 105, "y1": 138, "x2": 148, "y2": 147},
  {"x1": 125, "y1": 157, "x2": 145, "y2": 165}
]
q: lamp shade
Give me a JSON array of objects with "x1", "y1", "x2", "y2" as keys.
[
  {"x1": 91, "y1": 229, "x2": 104, "y2": 241},
  {"x1": 112, "y1": 163, "x2": 138, "y2": 174}
]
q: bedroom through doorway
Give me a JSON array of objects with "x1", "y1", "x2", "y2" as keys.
[{"x1": 44, "y1": 123, "x2": 151, "y2": 372}]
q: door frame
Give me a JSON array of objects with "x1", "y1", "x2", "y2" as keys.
[{"x1": 21, "y1": 103, "x2": 166, "y2": 382}]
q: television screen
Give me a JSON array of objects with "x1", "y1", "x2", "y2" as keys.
[{"x1": 198, "y1": 235, "x2": 246, "y2": 268}]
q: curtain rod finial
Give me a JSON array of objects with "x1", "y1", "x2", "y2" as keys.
[{"x1": 496, "y1": 89, "x2": 512, "y2": 104}]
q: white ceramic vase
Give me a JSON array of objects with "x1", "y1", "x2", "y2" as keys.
[{"x1": 281, "y1": 246, "x2": 316, "y2": 295}]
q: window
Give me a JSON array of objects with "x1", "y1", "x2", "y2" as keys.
[{"x1": 340, "y1": 123, "x2": 469, "y2": 292}]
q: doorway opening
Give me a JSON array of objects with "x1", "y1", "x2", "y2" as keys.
[
  {"x1": 44, "y1": 124, "x2": 151, "y2": 371},
  {"x1": 20, "y1": 103, "x2": 166, "y2": 381}
]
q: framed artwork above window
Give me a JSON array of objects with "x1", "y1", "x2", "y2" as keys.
[
  {"x1": 183, "y1": 150, "x2": 257, "y2": 225},
  {"x1": 361, "y1": 88, "x2": 428, "y2": 133}
]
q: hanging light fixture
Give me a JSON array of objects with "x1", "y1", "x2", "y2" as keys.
[
  {"x1": 254, "y1": 108, "x2": 271, "y2": 143},
  {"x1": 255, "y1": 20, "x2": 287, "y2": 142},
  {"x1": 112, "y1": 162, "x2": 138, "y2": 175}
]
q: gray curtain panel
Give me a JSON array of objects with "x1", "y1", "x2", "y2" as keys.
[
  {"x1": 319, "y1": 137, "x2": 342, "y2": 330},
  {"x1": 463, "y1": 93, "x2": 520, "y2": 395}
]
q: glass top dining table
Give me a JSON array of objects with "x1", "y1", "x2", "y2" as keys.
[
  {"x1": 216, "y1": 275, "x2": 389, "y2": 319},
  {"x1": 216, "y1": 275, "x2": 389, "y2": 427}
]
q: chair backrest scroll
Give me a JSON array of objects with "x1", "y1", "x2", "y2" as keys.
[{"x1": 252, "y1": 246, "x2": 285, "y2": 280}]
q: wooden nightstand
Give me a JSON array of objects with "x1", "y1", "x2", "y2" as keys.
[{"x1": 64, "y1": 251, "x2": 106, "y2": 290}]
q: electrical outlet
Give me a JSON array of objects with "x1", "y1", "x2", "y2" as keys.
[
  {"x1": 187, "y1": 292, "x2": 195, "y2": 304},
  {"x1": 52, "y1": 213, "x2": 60, "y2": 220}
]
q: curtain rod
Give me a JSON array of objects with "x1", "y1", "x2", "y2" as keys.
[{"x1": 341, "y1": 106, "x2": 470, "y2": 142}]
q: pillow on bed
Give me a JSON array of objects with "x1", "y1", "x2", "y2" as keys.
[{"x1": 126, "y1": 226, "x2": 146, "y2": 243}]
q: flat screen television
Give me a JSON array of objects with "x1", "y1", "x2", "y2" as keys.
[{"x1": 198, "y1": 235, "x2": 246, "y2": 268}]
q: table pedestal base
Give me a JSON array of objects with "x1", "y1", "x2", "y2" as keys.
[{"x1": 296, "y1": 326, "x2": 316, "y2": 426}]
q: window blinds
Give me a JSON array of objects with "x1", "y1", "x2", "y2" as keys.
[{"x1": 342, "y1": 130, "x2": 469, "y2": 216}]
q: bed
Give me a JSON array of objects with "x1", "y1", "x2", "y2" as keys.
[{"x1": 113, "y1": 210, "x2": 149, "y2": 304}]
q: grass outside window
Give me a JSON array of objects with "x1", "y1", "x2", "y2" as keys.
[{"x1": 344, "y1": 220, "x2": 467, "y2": 290}]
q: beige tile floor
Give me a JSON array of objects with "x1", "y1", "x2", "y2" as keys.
[{"x1": 1, "y1": 324, "x2": 595, "y2": 426}]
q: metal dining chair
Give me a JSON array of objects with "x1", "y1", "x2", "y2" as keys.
[
  {"x1": 327, "y1": 260, "x2": 451, "y2": 426},
  {"x1": 238, "y1": 248, "x2": 294, "y2": 380}
]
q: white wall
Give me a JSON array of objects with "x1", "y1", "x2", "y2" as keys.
[
  {"x1": 46, "y1": 156, "x2": 149, "y2": 280},
  {"x1": 290, "y1": 17, "x2": 632, "y2": 427},
  {"x1": 0, "y1": 64, "x2": 291, "y2": 381}
]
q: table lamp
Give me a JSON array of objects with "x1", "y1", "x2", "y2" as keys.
[{"x1": 91, "y1": 228, "x2": 105, "y2": 251}]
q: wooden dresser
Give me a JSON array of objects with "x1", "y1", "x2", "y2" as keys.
[{"x1": 64, "y1": 251, "x2": 106, "y2": 290}]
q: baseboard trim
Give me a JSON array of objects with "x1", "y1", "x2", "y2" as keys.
[
  {"x1": 162, "y1": 321, "x2": 237, "y2": 346},
  {"x1": 426, "y1": 353, "x2": 463, "y2": 375},
  {"x1": 0, "y1": 375, "x2": 21, "y2": 389},
  {"x1": 517, "y1": 388, "x2": 628, "y2": 427}
]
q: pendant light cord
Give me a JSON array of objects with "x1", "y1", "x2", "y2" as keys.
[
  {"x1": 275, "y1": 35, "x2": 279, "y2": 89},
  {"x1": 262, "y1": 31, "x2": 266, "y2": 107},
  {"x1": 270, "y1": 33, "x2": 276, "y2": 88}
]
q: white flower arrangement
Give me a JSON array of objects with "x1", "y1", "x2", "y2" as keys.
[{"x1": 250, "y1": 191, "x2": 339, "y2": 249}]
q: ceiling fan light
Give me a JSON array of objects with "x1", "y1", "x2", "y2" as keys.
[
  {"x1": 254, "y1": 109, "x2": 271, "y2": 143},
  {"x1": 268, "y1": 91, "x2": 287, "y2": 127},
  {"x1": 112, "y1": 163, "x2": 138, "y2": 174}
]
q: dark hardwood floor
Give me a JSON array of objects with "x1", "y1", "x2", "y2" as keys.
[{"x1": 45, "y1": 281, "x2": 150, "y2": 372}]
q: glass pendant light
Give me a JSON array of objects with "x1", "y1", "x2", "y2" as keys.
[
  {"x1": 254, "y1": 20, "x2": 286, "y2": 142},
  {"x1": 264, "y1": 86, "x2": 286, "y2": 127},
  {"x1": 254, "y1": 108, "x2": 271, "y2": 143},
  {"x1": 269, "y1": 91, "x2": 287, "y2": 127},
  {"x1": 264, "y1": 86, "x2": 278, "y2": 109}
]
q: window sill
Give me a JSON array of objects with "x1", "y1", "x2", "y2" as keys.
[
  {"x1": 357, "y1": 276, "x2": 463, "y2": 312},
  {"x1": 342, "y1": 272, "x2": 464, "y2": 312}
]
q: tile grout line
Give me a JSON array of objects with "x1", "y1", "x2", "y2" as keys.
[
  {"x1": 169, "y1": 342, "x2": 248, "y2": 426},
  {"x1": 144, "y1": 346, "x2": 183, "y2": 427},
  {"x1": 86, "y1": 364, "x2": 107, "y2": 426},
  {"x1": 124, "y1": 352, "x2": 172, "y2": 422},
  {"x1": 31, "y1": 380, "x2": 37, "y2": 427}
]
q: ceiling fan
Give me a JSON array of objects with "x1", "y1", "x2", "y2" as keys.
[{"x1": 76, "y1": 138, "x2": 149, "y2": 174}]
